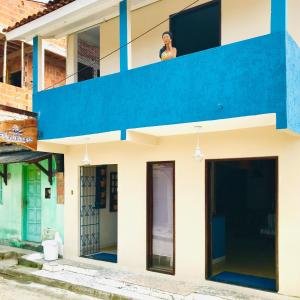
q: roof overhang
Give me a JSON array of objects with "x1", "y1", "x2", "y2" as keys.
[
  {"x1": 6, "y1": 0, "x2": 159, "y2": 41},
  {"x1": 6, "y1": 0, "x2": 120, "y2": 41}
]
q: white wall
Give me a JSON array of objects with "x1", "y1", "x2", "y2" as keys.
[
  {"x1": 67, "y1": 0, "x2": 272, "y2": 77},
  {"x1": 57, "y1": 126, "x2": 300, "y2": 297},
  {"x1": 288, "y1": 0, "x2": 300, "y2": 46}
]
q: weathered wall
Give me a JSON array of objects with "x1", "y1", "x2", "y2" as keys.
[
  {"x1": 0, "y1": 164, "x2": 23, "y2": 240},
  {"x1": 0, "y1": 160, "x2": 64, "y2": 242},
  {"x1": 0, "y1": 82, "x2": 31, "y2": 110}
]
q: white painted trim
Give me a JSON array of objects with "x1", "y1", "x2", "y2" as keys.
[
  {"x1": 42, "y1": 131, "x2": 121, "y2": 145},
  {"x1": 130, "y1": 114, "x2": 277, "y2": 137},
  {"x1": 6, "y1": 0, "x2": 121, "y2": 41},
  {"x1": 26, "y1": 39, "x2": 66, "y2": 58},
  {"x1": 5, "y1": 0, "x2": 161, "y2": 41},
  {"x1": 37, "y1": 36, "x2": 45, "y2": 91},
  {"x1": 66, "y1": 34, "x2": 77, "y2": 85}
]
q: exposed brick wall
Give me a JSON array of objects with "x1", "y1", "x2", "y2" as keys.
[
  {"x1": 0, "y1": 50, "x2": 66, "y2": 90},
  {"x1": 0, "y1": 0, "x2": 66, "y2": 111},
  {"x1": 0, "y1": 82, "x2": 31, "y2": 111}
]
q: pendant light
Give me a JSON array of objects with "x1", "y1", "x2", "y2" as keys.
[
  {"x1": 82, "y1": 142, "x2": 91, "y2": 166},
  {"x1": 194, "y1": 126, "x2": 204, "y2": 161}
]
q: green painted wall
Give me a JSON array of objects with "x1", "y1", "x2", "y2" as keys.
[
  {"x1": 0, "y1": 159, "x2": 64, "y2": 243},
  {"x1": 0, "y1": 164, "x2": 23, "y2": 240}
]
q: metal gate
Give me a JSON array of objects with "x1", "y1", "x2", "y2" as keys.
[{"x1": 80, "y1": 166, "x2": 100, "y2": 256}]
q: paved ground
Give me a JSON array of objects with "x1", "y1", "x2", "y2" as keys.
[{"x1": 0, "y1": 275, "x2": 98, "y2": 300}]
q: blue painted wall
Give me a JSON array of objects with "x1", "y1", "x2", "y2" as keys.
[
  {"x1": 120, "y1": 0, "x2": 129, "y2": 72},
  {"x1": 34, "y1": 33, "x2": 288, "y2": 140},
  {"x1": 271, "y1": 0, "x2": 287, "y2": 33},
  {"x1": 286, "y1": 34, "x2": 300, "y2": 133},
  {"x1": 33, "y1": 36, "x2": 39, "y2": 95}
]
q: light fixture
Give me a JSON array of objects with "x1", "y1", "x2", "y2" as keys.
[
  {"x1": 193, "y1": 126, "x2": 204, "y2": 161},
  {"x1": 82, "y1": 142, "x2": 91, "y2": 166}
]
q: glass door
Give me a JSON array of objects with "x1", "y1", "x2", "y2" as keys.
[{"x1": 147, "y1": 161, "x2": 175, "y2": 274}]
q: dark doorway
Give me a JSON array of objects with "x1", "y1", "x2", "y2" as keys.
[
  {"x1": 170, "y1": 0, "x2": 221, "y2": 57},
  {"x1": 206, "y1": 158, "x2": 278, "y2": 292},
  {"x1": 80, "y1": 165, "x2": 118, "y2": 263}
]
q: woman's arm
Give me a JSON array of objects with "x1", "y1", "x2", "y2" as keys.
[{"x1": 172, "y1": 48, "x2": 177, "y2": 58}]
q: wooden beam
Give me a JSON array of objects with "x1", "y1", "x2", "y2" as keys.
[
  {"x1": 0, "y1": 164, "x2": 8, "y2": 186},
  {"x1": 0, "y1": 104, "x2": 37, "y2": 118},
  {"x1": 34, "y1": 155, "x2": 53, "y2": 185}
]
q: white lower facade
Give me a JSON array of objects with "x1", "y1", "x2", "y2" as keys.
[{"x1": 38, "y1": 125, "x2": 300, "y2": 298}]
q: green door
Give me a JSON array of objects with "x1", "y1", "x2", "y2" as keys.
[{"x1": 23, "y1": 165, "x2": 41, "y2": 242}]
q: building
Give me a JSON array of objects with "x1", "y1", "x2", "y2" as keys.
[
  {"x1": 0, "y1": 0, "x2": 65, "y2": 247},
  {"x1": 4, "y1": 0, "x2": 300, "y2": 297}
]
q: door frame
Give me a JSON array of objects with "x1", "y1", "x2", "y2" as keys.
[
  {"x1": 146, "y1": 161, "x2": 176, "y2": 275},
  {"x1": 205, "y1": 157, "x2": 279, "y2": 291},
  {"x1": 22, "y1": 164, "x2": 42, "y2": 243}
]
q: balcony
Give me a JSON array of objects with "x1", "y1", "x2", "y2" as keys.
[{"x1": 34, "y1": 30, "x2": 298, "y2": 141}]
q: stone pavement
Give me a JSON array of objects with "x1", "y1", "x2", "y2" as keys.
[{"x1": 0, "y1": 245, "x2": 298, "y2": 300}]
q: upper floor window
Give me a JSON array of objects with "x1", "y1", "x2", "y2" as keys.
[
  {"x1": 76, "y1": 26, "x2": 100, "y2": 82},
  {"x1": 170, "y1": 0, "x2": 221, "y2": 57}
]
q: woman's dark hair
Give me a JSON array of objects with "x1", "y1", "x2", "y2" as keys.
[
  {"x1": 162, "y1": 31, "x2": 173, "y2": 40},
  {"x1": 159, "y1": 31, "x2": 173, "y2": 58}
]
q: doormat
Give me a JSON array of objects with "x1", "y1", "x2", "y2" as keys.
[
  {"x1": 87, "y1": 252, "x2": 117, "y2": 263},
  {"x1": 210, "y1": 272, "x2": 276, "y2": 292}
]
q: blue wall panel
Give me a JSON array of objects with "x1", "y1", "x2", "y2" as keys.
[
  {"x1": 286, "y1": 34, "x2": 300, "y2": 133},
  {"x1": 34, "y1": 33, "x2": 287, "y2": 140},
  {"x1": 32, "y1": 36, "x2": 39, "y2": 95}
]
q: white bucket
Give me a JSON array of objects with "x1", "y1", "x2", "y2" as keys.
[{"x1": 42, "y1": 240, "x2": 59, "y2": 261}]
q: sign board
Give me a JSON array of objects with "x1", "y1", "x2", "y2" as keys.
[{"x1": 0, "y1": 118, "x2": 37, "y2": 151}]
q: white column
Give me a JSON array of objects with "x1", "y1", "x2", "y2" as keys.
[
  {"x1": 3, "y1": 40, "x2": 7, "y2": 83},
  {"x1": 66, "y1": 34, "x2": 77, "y2": 84},
  {"x1": 37, "y1": 36, "x2": 45, "y2": 91}
]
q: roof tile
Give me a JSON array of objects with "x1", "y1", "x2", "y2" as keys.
[{"x1": 4, "y1": 0, "x2": 75, "y2": 33}]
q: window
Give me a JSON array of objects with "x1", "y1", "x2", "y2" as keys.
[
  {"x1": 76, "y1": 26, "x2": 100, "y2": 82},
  {"x1": 147, "y1": 161, "x2": 175, "y2": 274},
  {"x1": 170, "y1": 0, "x2": 221, "y2": 57},
  {"x1": 9, "y1": 71, "x2": 22, "y2": 87}
]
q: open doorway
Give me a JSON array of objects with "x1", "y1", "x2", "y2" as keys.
[
  {"x1": 80, "y1": 165, "x2": 118, "y2": 263},
  {"x1": 206, "y1": 158, "x2": 277, "y2": 292}
]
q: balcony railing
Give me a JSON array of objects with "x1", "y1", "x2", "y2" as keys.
[{"x1": 35, "y1": 32, "x2": 291, "y2": 140}]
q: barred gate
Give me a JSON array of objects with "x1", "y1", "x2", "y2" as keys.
[{"x1": 80, "y1": 166, "x2": 100, "y2": 256}]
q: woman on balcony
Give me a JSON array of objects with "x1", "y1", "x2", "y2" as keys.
[{"x1": 159, "y1": 31, "x2": 177, "y2": 61}]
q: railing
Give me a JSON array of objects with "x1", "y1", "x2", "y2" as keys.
[{"x1": 35, "y1": 32, "x2": 290, "y2": 140}]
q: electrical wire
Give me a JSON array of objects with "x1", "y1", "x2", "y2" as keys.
[{"x1": 46, "y1": 0, "x2": 202, "y2": 89}]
